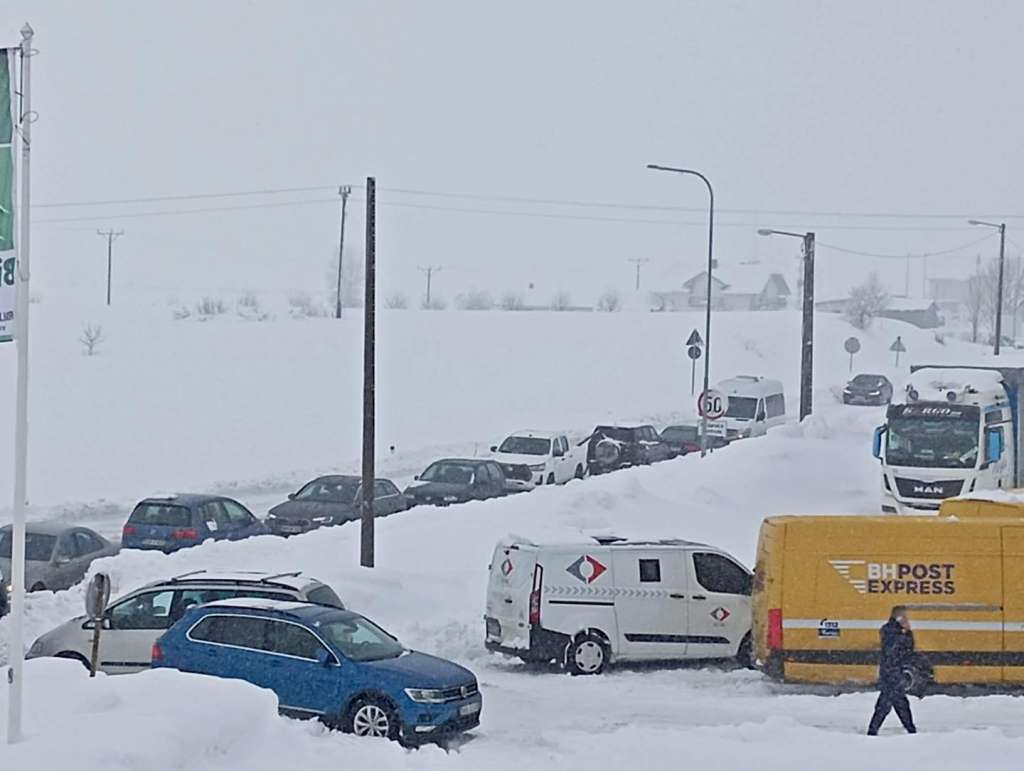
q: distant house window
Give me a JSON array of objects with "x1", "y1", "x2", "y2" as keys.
[{"x1": 639, "y1": 559, "x2": 661, "y2": 583}]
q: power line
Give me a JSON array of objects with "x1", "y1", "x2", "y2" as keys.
[
  {"x1": 815, "y1": 232, "x2": 996, "y2": 259},
  {"x1": 34, "y1": 185, "x2": 339, "y2": 209},
  {"x1": 35, "y1": 197, "x2": 339, "y2": 224}
]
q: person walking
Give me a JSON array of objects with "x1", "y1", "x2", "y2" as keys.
[{"x1": 867, "y1": 605, "x2": 918, "y2": 736}]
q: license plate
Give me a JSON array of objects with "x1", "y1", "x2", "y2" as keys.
[
  {"x1": 280, "y1": 525, "x2": 302, "y2": 533},
  {"x1": 486, "y1": 618, "x2": 501, "y2": 638},
  {"x1": 142, "y1": 539, "x2": 165, "y2": 547},
  {"x1": 459, "y1": 702, "x2": 481, "y2": 717},
  {"x1": 443, "y1": 496, "x2": 459, "y2": 502}
]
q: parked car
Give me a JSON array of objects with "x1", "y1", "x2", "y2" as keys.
[
  {"x1": 659, "y1": 423, "x2": 729, "y2": 455},
  {"x1": 152, "y1": 598, "x2": 482, "y2": 744},
  {"x1": 0, "y1": 523, "x2": 118, "y2": 593},
  {"x1": 485, "y1": 536, "x2": 753, "y2": 675},
  {"x1": 717, "y1": 376, "x2": 786, "y2": 440},
  {"x1": 498, "y1": 463, "x2": 536, "y2": 495},
  {"x1": 404, "y1": 459, "x2": 507, "y2": 506},
  {"x1": 27, "y1": 570, "x2": 344, "y2": 674},
  {"x1": 490, "y1": 431, "x2": 587, "y2": 486},
  {"x1": 266, "y1": 476, "x2": 409, "y2": 536},
  {"x1": 842, "y1": 373, "x2": 894, "y2": 406},
  {"x1": 585, "y1": 425, "x2": 675, "y2": 475},
  {"x1": 121, "y1": 494, "x2": 269, "y2": 552}
]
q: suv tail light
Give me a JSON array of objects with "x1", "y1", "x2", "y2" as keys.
[
  {"x1": 151, "y1": 642, "x2": 164, "y2": 663},
  {"x1": 172, "y1": 528, "x2": 199, "y2": 540},
  {"x1": 529, "y1": 564, "x2": 544, "y2": 626},
  {"x1": 767, "y1": 608, "x2": 783, "y2": 651},
  {"x1": 122, "y1": 524, "x2": 137, "y2": 537}
]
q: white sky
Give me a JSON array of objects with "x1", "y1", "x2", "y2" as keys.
[{"x1": 2, "y1": 1, "x2": 1023, "y2": 305}]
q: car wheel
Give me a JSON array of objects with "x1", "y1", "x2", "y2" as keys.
[
  {"x1": 567, "y1": 632, "x2": 608, "y2": 676},
  {"x1": 736, "y1": 633, "x2": 754, "y2": 669},
  {"x1": 347, "y1": 697, "x2": 400, "y2": 740},
  {"x1": 55, "y1": 651, "x2": 92, "y2": 670},
  {"x1": 574, "y1": 464, "x2": 585, "y2": 480},
  {"x1": 29, "y1": 582, "x2": 46, "y2": 592},
  {"x1": 546, "y1": 473, "x2": 556, "y2": 486}
]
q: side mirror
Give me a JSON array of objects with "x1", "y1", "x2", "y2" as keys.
[
  {"x1": 872, "y1": 426, "x2": 885, "y2": 460},
  {"x1": 413, "y1": 474, "x2": 420, "y2": 481},
  {"x1": 318, "y1": 649, "x2": 338, "y2": 667},
  {"x1": 986, "y1": 429, "x2": 1004, "y2": 464},
  {"x1": 490, "y1": 445, "x2": 498, "y2": 453},
  {"x1": 287, "y1": 493, "x2": 296, "y2": 500}
]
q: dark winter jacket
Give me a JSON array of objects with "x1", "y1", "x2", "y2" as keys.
[{"x1": 878, "y1": 619, "x2": 915, "y2": 689}]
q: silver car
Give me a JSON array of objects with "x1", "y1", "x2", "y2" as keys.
[
  {"x1": 0, "y1": 523, "x2": 118, "y2": 594},
  {"x1": 28, "y1": 570, "x2": 345, "y2": 673}
]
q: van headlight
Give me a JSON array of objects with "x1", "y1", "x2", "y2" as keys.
[{"x1": 404, "y1": 687, "x2": 449, "y2": 704}]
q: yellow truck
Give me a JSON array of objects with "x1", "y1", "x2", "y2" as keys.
[{"x1": 752, "y1": 514, "x2": 1024, "y2": 685}]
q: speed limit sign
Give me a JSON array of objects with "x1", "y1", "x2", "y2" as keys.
[{"x1": 698, "y1": 388, "x2": 728, "y2": 420}]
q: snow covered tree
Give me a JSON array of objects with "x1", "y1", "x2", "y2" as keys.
[{"x1": 846, "y1": 273, "x2": 889, "y2": 330}]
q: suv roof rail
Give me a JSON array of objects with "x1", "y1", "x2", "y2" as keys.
[
  {"x1": 168, "y1": 570, "x2": 207, "y2": 581},
  {"x1": 260, "y1": 571, "x2": 303, "y2": 583}
]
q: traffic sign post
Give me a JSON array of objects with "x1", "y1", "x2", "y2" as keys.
[
  {"x1": 890, "y1": 335, "x2": 907, "y2": 367},
  {"x1": 698, "y1": 388, "x2": 728, "y2": 420},
  {"x1": 844, "y1": 336, "x2": 861, "y2": 372},
  {"x1": 702, "y1": 420, "x2": 727, "y2": 438},
  {"x1": 687, "y1": 344, "x2": 702, "y2": 395}
]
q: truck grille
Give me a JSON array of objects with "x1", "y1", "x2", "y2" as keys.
[{"x1": 894, "y1": 478, "x2": 963, "y2": 500}]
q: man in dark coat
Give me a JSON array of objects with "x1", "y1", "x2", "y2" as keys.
[{"x1": 867, "y1": 605, "x2": 917, "y2": 736}]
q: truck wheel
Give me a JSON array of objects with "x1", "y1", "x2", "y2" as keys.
[
  {"x1": 574, "y1": 464, "x2": 585, "y2": 480},
  {"x1": 567, "y1": 633, "x2": 608, "y2": 675},
  {"x1": 546, "y1": 473, "x2": 556, "y2": 486},
  {"x1": 736, "y1": 633, "x2": 754, "y2": 669},
  {"x1": 29, "y1": 582, "x2": 46, "y2": 592}
]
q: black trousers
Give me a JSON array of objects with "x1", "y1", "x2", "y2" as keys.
[{"x1": 868, "y1": 686, "x2": 916, "y2": 735}]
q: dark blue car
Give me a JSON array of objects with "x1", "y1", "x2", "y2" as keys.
[
  {"x1": 152, "y1": 599, "x2": 482, "y2": 743},
  {"x1": 121, "y1": 494, "x2": 269, "y2": 552}
]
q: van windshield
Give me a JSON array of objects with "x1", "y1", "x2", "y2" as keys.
[{"x1": 725, "y1": 397, "x2": 758, "y2": 419}]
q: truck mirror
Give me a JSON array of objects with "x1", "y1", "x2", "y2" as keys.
[
  {"x1": 872, "y1": 426, "x2": 885, "y2": 460},
  {"x1": 986, "y1": 429, "x2": 1004, "y2": 464}
]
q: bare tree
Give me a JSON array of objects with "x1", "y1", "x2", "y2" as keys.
[
  {"x1": 845, "y1": 272, "x2": 889, "y2": 330},
  {"x1": 596, "y1": 289, "x2": 622, "y2": 312},
  {"x1": 499, "y1": 290, "x2": 525, "y2": 311},
  {"x1": 79, "y1": 322, "x2": 104, "y2": 356},
  {"x1": 551, "y1": 290, "x2": 573, "y2": 311},
  {"x1": 455, "y1": 288, "x2": 495, "y2": 310}
]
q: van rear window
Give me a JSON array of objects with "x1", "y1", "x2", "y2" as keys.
[{"x1": 129, "y1": 504, "x2": 193, "y2": 528}]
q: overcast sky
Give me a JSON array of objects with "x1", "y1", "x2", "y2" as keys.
[{"x1": 2, "y1": 1, "x2": 1023, "y2": 305}]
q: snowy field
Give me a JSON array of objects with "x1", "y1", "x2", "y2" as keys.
[{"x1": 3, "y1": 301, "x2": 1024, "y2": 768}]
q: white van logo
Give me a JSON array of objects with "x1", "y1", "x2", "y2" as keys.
[{"x1": 566, "y1": 555, "x2": 607, "y2": 584}]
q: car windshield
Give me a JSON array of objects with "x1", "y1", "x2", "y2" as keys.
[
  {"x1": 498, "y1": 436, "x2": 551, "y2": 456},
  {"x1": 0, "y1": 531, "x2": 57, "y2": 561},
  {"x1": 420, "y1": 462, "x2": 476, "y2": 485},
  {"x1": 129, "y1": 504, "x2": 193, "y2": 528},
  {"x1": 886, "y1": 414, "x2": 980, "y2": 469},
  {"x1": 852, "y1": 375, "x2": 883, "y2": 387},
  {"x1": 295, "y1": 478, "x2": 360, "y2": 503},
  {"x1": 316, "y1": 614, "x2": 405, "y2": 662},
  {"x1": 725, "y1": 397, "x2": 758, "y2": 419},
  {"x1": 662, "y1": 426, "x2": 698, "y2": 442}
]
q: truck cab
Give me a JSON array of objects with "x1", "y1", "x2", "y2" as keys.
[{"x1": 873, "y1": 366, "x2": 1022, "y2": 513}]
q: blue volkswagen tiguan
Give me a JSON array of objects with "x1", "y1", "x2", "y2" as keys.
[{"x1": 153, "y1": 599, "x2": 482, "y2": 744}]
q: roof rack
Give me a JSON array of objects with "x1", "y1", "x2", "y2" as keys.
[
  {"x1": 260, "y1": 571, "x2": 303, "y2": 584},
  {"x1": 168, "y1": 570, "x2": 207, "y2": 582}
]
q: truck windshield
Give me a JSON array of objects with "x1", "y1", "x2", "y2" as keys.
[
  {"x1": 725, "y1": 397, "x2": 758, "y2": 419},
  {"x1": 498, "y1": 437, "x2": 551, "y2": 456},
  {"x1": 886, "y1": 414, "x2": 980, "y2": 469}
]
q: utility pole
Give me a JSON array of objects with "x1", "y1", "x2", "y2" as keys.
[
  {"x1": 968, "y1": 219, "x2": 1009, "y2": 355},
  {"x1": 800, "y1": 232, "x2": 815, "y2": 422},
  {"x1": 360, "y1": 177, "x2": 376, "y2": 568},
  {"x1": 96, "y1": 229, "x2": 124, "y2": 306},
  {"x1": 418, "y1": 265, "x2": 443, "y2": 307},
  {"x1": 904, "y1": 253, "x2": 911, "y2": 297},
  {"x1": 334, "y1": 185, "x2": 352, "y2": 319},
  {"x1": 627, "y1": 257, "x2": 652, "y2": 291}
]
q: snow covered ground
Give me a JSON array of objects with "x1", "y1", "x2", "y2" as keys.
[{"x1": 3, "y1": 301, "x2": 1024, "y2": 767}]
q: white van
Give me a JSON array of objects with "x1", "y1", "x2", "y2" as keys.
[
  {"x1": 716, "y1": 376, "x2": 786, "y2": 440},
  {"x1": 484, "y1": 537, "x2": 752, "y2": 674}
]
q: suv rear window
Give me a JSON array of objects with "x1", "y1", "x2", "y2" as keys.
[
  {"x1": 593, "y1": 427, "x2": 635, "y2": 442},
  {"x1": 129, "y1": 504, "x2": 193, "y2": 528},
  {"x1": 305, "y1": 585, "x2": 345, "y2": 608}
]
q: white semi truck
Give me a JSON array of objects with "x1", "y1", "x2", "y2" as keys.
[{"x1": 873, "y1": 365, "x2": 1024, "y2": 513}]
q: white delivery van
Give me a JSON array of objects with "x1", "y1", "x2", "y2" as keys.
[
  {"x1": 716, "y1": 376, "x2": 786, "y2": 440},
  {"x1": 484, "y1": 537, "x2": 753, "y2": 674}
]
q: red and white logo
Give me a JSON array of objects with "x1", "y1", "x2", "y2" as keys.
[
  {"x1": 500, "y1": 558, "x2": 514, "y2": 578},
  {"x1": 710, "y1": 607, "x2": 731, "y2": 622},
  {"x1": 566, "y1": 555, "x2": 607, "y2": 584}
]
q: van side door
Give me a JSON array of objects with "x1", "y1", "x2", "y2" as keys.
[
  {"x1": 685, "y1": 551, "x2": 752, "y2": 659},
  {"x1": 609, "y1": 548, "x2": 689, "y2": 661}
]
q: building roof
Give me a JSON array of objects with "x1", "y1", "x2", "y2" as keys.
[{"x1": 680, "y1": 267, "x2": 791, "y2": 296}]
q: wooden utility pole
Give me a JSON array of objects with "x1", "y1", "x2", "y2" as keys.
[
  {"x1": 418, "y1": 265, "x2": 443, "y2": 307},
  {"x1": 97, "y1": 229, "x2": 124, "y2": 306},
  {"x1": 360, "y1": 177, "x2": 376, "y2": 568},
  {"x1": 334, "y1": 185, "x2": 352, "y2": 319},
  {"x1": 627, "y1": 257, "x2": 651, "y2": 290}
]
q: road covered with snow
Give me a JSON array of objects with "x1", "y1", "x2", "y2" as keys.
[{"x1": 4, "y1": 305, "x2": 1024, "y2": 767}]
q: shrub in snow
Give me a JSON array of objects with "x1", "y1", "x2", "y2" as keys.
[
  {"x1": 551, "y1": 290, "x2": 573, "y2": 311},
  {"x1": 288, "y1": 291, "x2": 328, "y2": 318},
  {"x1": 456, "y1": 289, "x2": 495, "y2": 311},
  {"x1": 79, "y1": 322, "x2": 104, "y2": 356},
  {"x1": 845, "y1": 273, "x2": 888, "y2": 330},
  {"x1": 499, "y1": 291, "x2": 525, "y2": 311},
  {"x1": 235, "y1": 292, "x2": 272, "y2": 321},
  {"x1": 171, "y1": 305, "x2": 192, "y2": 321},
  {"x1": 421, "y1": 295, "x2": 448, "y2": 310},
  {"x1": 596, "y1": 289, "x2": 622, "y2": 312},
  {"x1": 384, "y1": 291, "x2": 409, "y2": 310},
  {"x1": 195, "y1": 296, "x2": 227, "y2": 319}
]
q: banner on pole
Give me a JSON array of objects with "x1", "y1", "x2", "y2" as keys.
[{"x1": 0, "y1": 49, "x2": 16, "y2": 343}]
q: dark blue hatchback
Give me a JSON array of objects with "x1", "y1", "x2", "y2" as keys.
[
  {"x1": 152, "y1": 599, "x2": 482, "y2": 743},
  {"x1": 122, "y1": 494, "x2": 269, "y2": 552}
]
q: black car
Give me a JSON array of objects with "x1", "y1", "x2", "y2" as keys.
[
  {"x1": 266, "y1": 475, "x2": 408, "y2": 536},
  {"x1": 660, "y1": 423, "x2": 729, "y2": 455},
  {"x1": 404, "y1": 459, "x2": 507, "y2": 506},
  {"x1": 586, "y1": 424, "x2": 676, "y2": 475},
  {"x1": 843, "y1": 373, "x2": 894, "y2": 406}
]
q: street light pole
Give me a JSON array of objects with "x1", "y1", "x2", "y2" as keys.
[
  {"x1": 758, "y1": 228, "x2": 815, "y2": 421},
  {"x1": 968, "y1": 219, "x2": 1008, "y2": 355},
  {"x1": 647, "y1": 164, "x2": 714, "y2": 457}
]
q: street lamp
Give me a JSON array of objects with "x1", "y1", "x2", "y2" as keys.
[
  {"x1": 968, "y1": 219, "x2": 1007, "y2": 355},
  {"x1": 758, "y1": 228, "x2": 816, "y2": 421},
  {"x1": 647, "y1": 164, "x2": 715, "y2": 457}
]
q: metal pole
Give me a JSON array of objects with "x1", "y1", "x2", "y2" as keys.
[
  {"x1": 700, "y1": 184, "x2": 714, "y2": 458},
  {"x1": 8, "y1": 23, "x2": 33, "y2": 746},
  {"x1": 800, "y1": 232, "x2": 815, "y2": 421},
  {"x1": 426, "y1": 268, "x2": 432, "y2": 306},
  {"x1": 360, "y1": 177, "x2": 376, "y2": 568},
  {"x1": 97, "y1": 230, "x2": 123, "y2": 306},
  {"x1": 996, "y1": 224, "x2": 1006, "y2": 356},
  {"x1": 334, "y1": 185, "x2": 351, "y2": 320}
]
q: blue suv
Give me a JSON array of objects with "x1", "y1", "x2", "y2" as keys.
[
  {"x1": 152, "y1": 599, "x2": 482, "y2": 743},
  {"x1": 122, "y1": 494, "x2": 269, "y2": 552}
]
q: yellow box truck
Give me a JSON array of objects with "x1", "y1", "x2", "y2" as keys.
[
  {"x1": 752, "y1": 514, "x2": 1024, "y2": 685},
  {"x1": 939, "y1": 495, "x2": 1024, "y2": 519}
]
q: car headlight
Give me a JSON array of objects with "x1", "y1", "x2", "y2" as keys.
[
  {"x1": 529, "y1": 463, "x2": 546, "y2": 472},
  {"x1": 311, "y1": 516, "x2": 331, "y2": 523},
  {"x1": 266, "y1": 512, "x2": 278, "y2": 520},
  {"x1": 404, "y1": 687, "x2": 450, "y2": 704}
]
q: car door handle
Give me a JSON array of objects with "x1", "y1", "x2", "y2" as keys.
[
  {"x1": 692, "y1": 594, "x2": 707, "y2": 601},
  {"x1": 669, "y1": 593, "x2": 686, "y2": 599}
]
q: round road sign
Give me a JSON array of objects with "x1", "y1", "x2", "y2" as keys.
[
  {"x1": 844, "y1": 336, "x2": 861, "y2": 355},
  {"x1": 698, "y1": 388, "x2": 728, "y2": 420},
  {"x1": 687, "y1": 345, "x2": 702, "y2": 360}
]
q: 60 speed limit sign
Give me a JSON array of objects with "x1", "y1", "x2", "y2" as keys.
[{"x1": 698, "y1": 388, "x2": 728, "y2": 420}]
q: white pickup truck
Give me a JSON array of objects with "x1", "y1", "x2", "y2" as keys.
[{"x1": 491, "y1": 430, "x2": 587, "y2": 486}]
